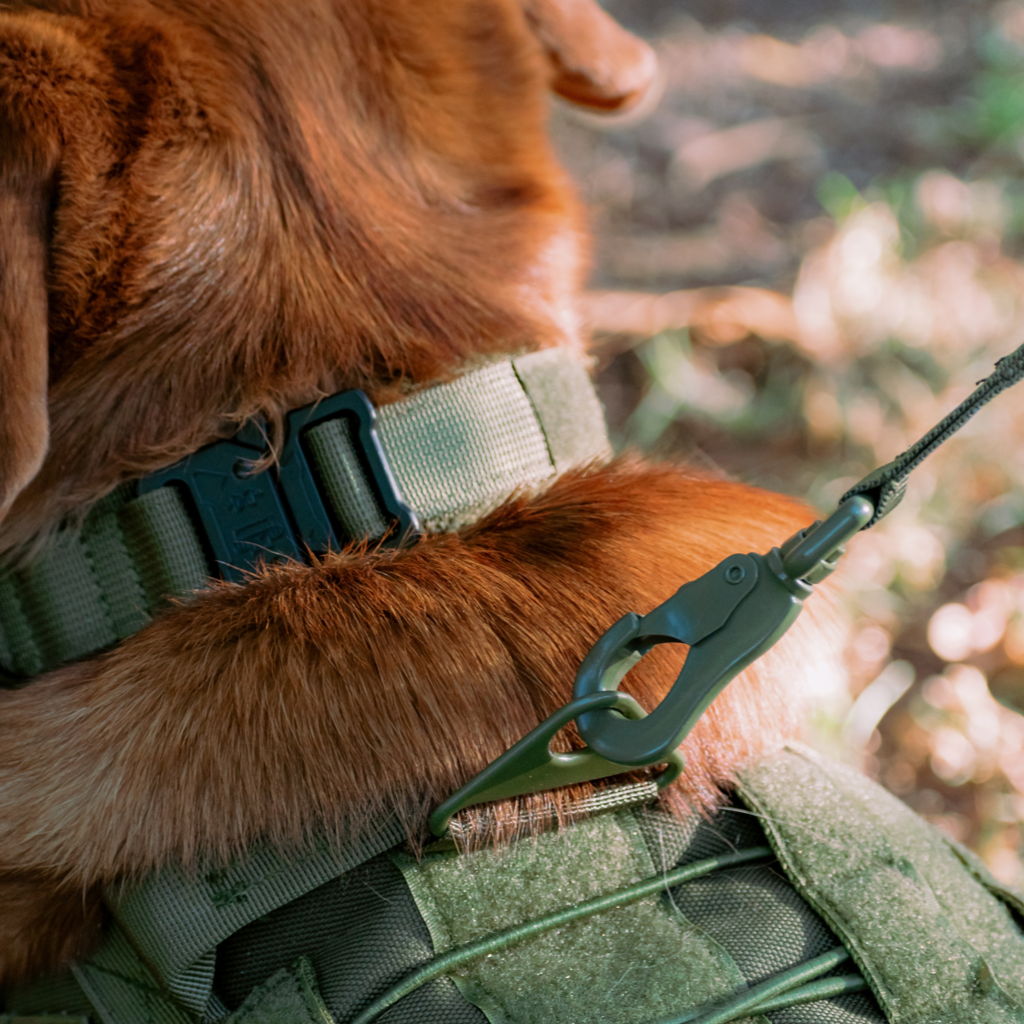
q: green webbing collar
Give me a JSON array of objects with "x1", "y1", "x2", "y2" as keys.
[{"x1": 0, "y1": 348, "x2": 610, "y2": 678}]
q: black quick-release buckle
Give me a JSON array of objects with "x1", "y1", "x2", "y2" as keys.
[{"x1": 139, "y1": 390, "x2": 420, "y2": 582}]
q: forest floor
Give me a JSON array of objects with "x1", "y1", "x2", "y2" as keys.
[{"x1": 553, "y1": 0, "x2": 1024, "y2": 881}]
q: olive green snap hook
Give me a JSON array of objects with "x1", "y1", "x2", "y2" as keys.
[
  {"x1": 431, "y1": 496, "x2": 874, "y2": 833},
  {"x1": 574, "y1": 498, "x2": 874, "y2": 768}
]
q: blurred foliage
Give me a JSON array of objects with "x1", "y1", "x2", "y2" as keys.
[{"x1": 554, "y1": 0, "x2": 1024, "y2": 881}]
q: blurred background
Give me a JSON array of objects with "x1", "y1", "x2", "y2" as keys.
[{"x1": 557, "y1": 0, "x2": 1024, "y2": 882}]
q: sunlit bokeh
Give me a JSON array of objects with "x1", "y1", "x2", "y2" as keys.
[{"x1": 556, "y1": 0, "x2": 1024, "y2": 880}]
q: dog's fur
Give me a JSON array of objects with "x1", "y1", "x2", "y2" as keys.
[{"x1": 0, "y1": 0, "x2": 838, "y2": 988}]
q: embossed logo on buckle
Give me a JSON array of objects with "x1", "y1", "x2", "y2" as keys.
[{"x1": 139, "y1": 390, "x2": 419, "y2": 582}]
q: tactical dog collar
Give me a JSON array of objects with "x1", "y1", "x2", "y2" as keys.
[{"x1": 0, "y1": 348, "x2": 610, "y2": 678}]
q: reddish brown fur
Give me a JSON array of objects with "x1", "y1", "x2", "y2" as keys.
[
  {"x1": 0, "y1": 0, "x2": 600, "y2": 550},
  {"x1": 0, "y1": 462, "x2": 832, "y2": 981},
  {"x1": 0, "y1": 877, "x2": 106, "y2": 981},
  {"x1": 0, "y1": 0, "x2": 835, "y2": 988}
]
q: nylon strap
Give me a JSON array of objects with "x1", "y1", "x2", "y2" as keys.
[
  {"x1": 221, "y1": 957, "x2": 335, "y2": 1024},
  {"x1": 70, "y1": 924, "x2": 198, "y2": 1024},
  {"x1": 0, "y1": 820, "x2": 407, "y2": 1024},
  {"x1": 447, "y1": 778, "x2": 660, "y2": 843},
  {"x1": 0, "y1": 349, "x2": 610, "y2": 677},
  {"x1": 0, "y1": 1018, "x2": 90, "y2": 1023},
  {"x1": 98, "y1": 817, "x2": 407, "y2": 1021},
  {"x1": 1, "y1": 968, "x2": 96, "y2": 1021}
]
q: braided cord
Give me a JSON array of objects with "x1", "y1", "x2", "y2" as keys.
[
  {"x1": 843, "y1": 339, "x2": 1024, "y2": 526},
  {"x1": 892, "y1": 342, "x2": 1024, "y2": 477}
]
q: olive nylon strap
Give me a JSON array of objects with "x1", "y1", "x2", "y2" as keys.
[
  {"x1": 0, "y1": 349, "x2": 610, "y2": 677},
  {"x1": 101, "y1": 819, "x2": 407, "y2": 1019}
]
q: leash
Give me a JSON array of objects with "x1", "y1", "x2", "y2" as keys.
[
  {"x1": 840, "y1": 341, "x2": 1024, "y2": 525},
  {"x1": 431, "y1": 338, "x2": 1024, "y2": 835}
]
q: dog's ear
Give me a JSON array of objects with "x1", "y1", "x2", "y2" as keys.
[
  {"x1": 0, "y1": 180, "x2": 50, "y2": 522},
  {"x1": 523, "y1": 0, "x2": 657, "y2": 112}
]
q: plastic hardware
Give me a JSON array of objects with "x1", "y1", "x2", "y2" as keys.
[
  {"x1": 139, "y1": 390, "x2": 419, "y2": 582},
  {"x1": 428, "y1": 689, "x2": 685, "y2": 836},
  {"x1": 840, "y1": 459, "x2": 907, "y2": 529},
  {"x1": 139, "y1": 429, "x2": 303, "y2": 584},
  {"x1": 279, "y1": 389, "x2": 420, "y2": 553},
  {"x1": 574, "y1": 495, "x2": 874, "y2": 768},
  {"x1": 431, "y1": 495, "x2": 873, "y2": 829}
]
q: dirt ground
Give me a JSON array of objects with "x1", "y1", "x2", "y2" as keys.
[{"x1": 555, "y1": 0, "x2": 1024, "y2": 880}]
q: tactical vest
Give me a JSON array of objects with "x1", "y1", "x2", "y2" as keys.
[{"x1": 5, "y1": 747, "x2": 1024, "y2": 1024}]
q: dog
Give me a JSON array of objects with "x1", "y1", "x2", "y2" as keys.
[{"x1": 0, "y1": 0, "x2": 844, "y2": 997}]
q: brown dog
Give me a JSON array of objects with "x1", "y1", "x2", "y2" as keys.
[{"x1": 0, "y1": 0, "x2": 835, "y2": 986}]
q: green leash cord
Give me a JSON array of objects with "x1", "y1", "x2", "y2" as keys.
[
  {"x1": 431, "y1": 337, "x2": 1024, "y2": 835},
  {"x1": 841, "y1": 339, "x2": 1024, "y2": 525}
]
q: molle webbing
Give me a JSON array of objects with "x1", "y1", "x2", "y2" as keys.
[
  {"x1": 0, "y1": 348, "x2": 611, "y2": 677},
  {"x1": 8, "y1": 798, "x2": 886, "y2": 1024},
  {"x1": 6, "y1": 818, "x2": 410, "y2": 1024},
  {"x1": 388, "y1": 808, "x2": 881, "y2": 1024},
  {"x1": 11, "y1": 753, "x2": 1024, "y2": 1024}
]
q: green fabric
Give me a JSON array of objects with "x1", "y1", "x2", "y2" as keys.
[
  {"x1": 0, "y1": 484, "x2": 206, "y2": 677},
  {"x1": 305, "y1": 349, "x2": 607, "y2": 539},
  {"x1": 4, "y1": 969, "x2": 97, "y2": 1018},
  {"x1": 393, "y1": 810, "x2": 757, "y2": 1024},
  {"x1": 5, "y1": 531, "x2": 116, "y2": 672},
  {"x1": 118, "y1": 488, "x2": 210, "y2": 609},
  {"x1": 305, "y1": 418, "x2": 389, "y2": 540},
  {"x1": 353, "y1": 848, "x2": 774, "y2": 1024},
  {"x1": 210, "y1": 846, "x2": 489, "y2": 1024},
  {"x1": 627, "y1": 804, "x2": 884, "y2": 1023},
  {"x1": 104, "y1": 819, "x2": 406, "y2": 1019},
  {"x1": 376, "y1": 359, "x2": 555, "y2": 533},
  {"x1": 0, "y1": 349, "x2": 609, "y2": 678},
  {"x1": 314, "y1": 348, "x2": 609, "y2": 537},
  {"x1": 224, "y1": 958, "x2": 334, "y2": 1024},
  {"x1": 0, "y1": 1017, "x2": 90, "y2": 1023},
  {"x1": 512, "y1": 348, "x2": 611, "y2": 474},
  {"x1": 70, "y1": 922, "x2": 196, "y2": 1024},
  {"x1": 24, "y1": 749, "x2": 1024, "y2": 1024},
  {"x1": 82, "y1": 491, "x2": 152, "y2": 639},
  {"x1": 8, "y1": 823, "x2": 406, "y2": 1024},
  {"x1": 160, "y1": 950, "x2": 215, "y2": 1018},
  {"x1": 737, "y1": 744, "x2": 1024, "y2": 1024},
  {"x1": 0, "y1": 569, "x2": 42, "y2": 676},
  {"x1": 448, "y1": 778, "x2": 659, "y2": 843}
]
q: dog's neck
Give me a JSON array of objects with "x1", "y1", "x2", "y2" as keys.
[
  {"x1": 0, "y1": 0, "x2": 591, "y2": 553},
  {"x1": 0, "y1": 347, "x2": 610, "y2": 679}
]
